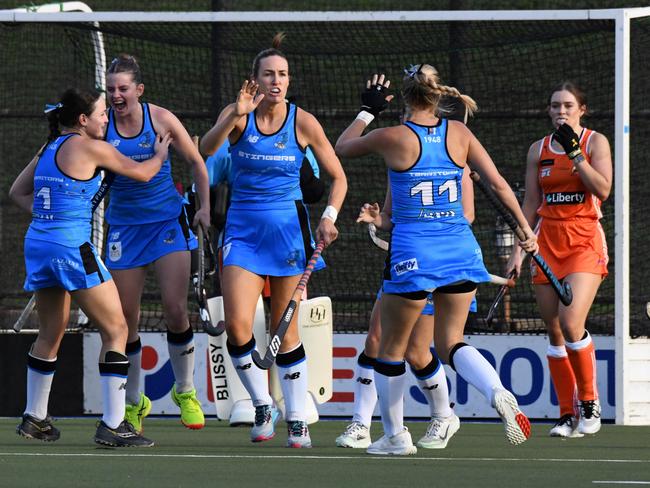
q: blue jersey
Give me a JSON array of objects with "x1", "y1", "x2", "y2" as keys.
[
  {"x1": 104, "y1": 102, "x2": 183, "y2": 224},
  {"x1": 230, "y1": 102, "x2": 304, "y2": 204},
  {"x1": 390, "y1": 119, "x2": 467, "y2": 226},
  {"x1": 26, "y1": 134, "x2": 102, "y2": 247}
]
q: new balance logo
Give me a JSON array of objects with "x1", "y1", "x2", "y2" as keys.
[
  {"x1": 422, "y1": 384, "x2": 439, "y2": 391},
  {"x1": 118, "y1": 382, "x2": 127, "y2": 390},
  {"x1": 236, "y1": 363, "x2": 252, "y2": 370},
  {"x1": 356, "y1": 377, "x2": 373, "y2": 385},
  {"x1": 283, "y1": 372, "x2": 301, "y2": 380},
  {"x1": 180, "y1": 346, "x2": 195, "y2": 356}
]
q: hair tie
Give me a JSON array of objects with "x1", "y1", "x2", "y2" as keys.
[
  {"x1": 44, "y1": 102, "x2": 63, "y2": 114},
  {"x1": 403, "y1": 63, "x2": 426, "y2": 79}
]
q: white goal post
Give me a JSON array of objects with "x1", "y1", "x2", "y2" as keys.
[{"x1": 2, "y1": 6, "x2": 649, "y2": 425}]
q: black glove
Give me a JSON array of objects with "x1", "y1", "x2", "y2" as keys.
[
  {"x1": 360, "y1": 83, "x2": 390, "y2": 117},
  {"x1": 553, "y1": 123, "x2": 583, "y2": 161}
]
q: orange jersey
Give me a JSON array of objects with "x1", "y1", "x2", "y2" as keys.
[{"x1": 536, "y1": 129, "x2": 602, "y2": 221}]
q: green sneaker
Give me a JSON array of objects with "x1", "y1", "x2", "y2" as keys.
[
  {"x1": 124, "y1": 393, "x2": 151, "y2": 434},
  {"x1": 171, "y1": 385, "x2": 205, "y2": 430}
]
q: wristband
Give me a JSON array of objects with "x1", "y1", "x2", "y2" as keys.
[
  {"x1": 572, "y1": 153, "x2": 586, "y2": 166},
  {"x1": 321, "y1": 205, "x2": 338, "y2": 224},
  {"x1": 568, "y1": 149, "x2": 583, "y2": 160},
  {"x1": 355, "y1": 111, "x2": 375, "y2": 126}
]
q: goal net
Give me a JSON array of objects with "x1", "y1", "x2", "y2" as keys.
[{"x1": 1, "y1": 8, "x2": 649, "y2": 340}]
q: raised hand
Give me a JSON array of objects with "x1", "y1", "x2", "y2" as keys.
[
  {"x1": 356, "y1": 202, "x2": 381, "y2": 224},
  {"x1": 360, "y1": 73, "x2": 394, "y2": 117},
  {"x1": 235, "y1": 79, "x2": 264, "y2": 116},
  {"x1": 553, "y1": 123, "x2": 583, "y2": 161}
]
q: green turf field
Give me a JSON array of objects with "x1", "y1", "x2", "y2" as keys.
[{"x1": 1, "y1": 418, "x2": 649, "y2": 488}]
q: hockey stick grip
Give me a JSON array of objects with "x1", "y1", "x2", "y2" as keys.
[
  {"x1": 470, "y1": 171, "x2": 572, "y2": 306},
  {"x1": 252, "y1": 241, "x2": 325, "y2": 369}
]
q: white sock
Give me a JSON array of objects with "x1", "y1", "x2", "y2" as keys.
[
  {"x1": 25, "y1": 353, "x2": 56, "y2": 420},
  {"x1": 99, "y1": 353, "x2": 129, "y2": 429},
  {"x1": 168, "y1": 329, "x2": 195, "y2": 393},
  {"x1": 229, "y1": 343, "x2": 272, "y2": 407},
  {"x1": 125, "y1": 340, "x2": 142, "y2": 405},
  {"x1": 374, "y1": 360, "x2": 406, "y2": 438},
  {"x1": 452, "y1": 344, "x2": 504, "y2": 406},
  {"x1": 352, "y1": 355, "x2": 377, "y2": 427},
  {"x1": 414, "y1": 362, "x2": 453, "y2": 418},
  {"x1": 277, "y1": 345, "x2": 308, "y2": 422}
]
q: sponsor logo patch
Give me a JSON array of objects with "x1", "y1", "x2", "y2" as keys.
[
  {"x1": 545, "y1": 191, "x2": 585, "y2": 205},
  {"x1": 540, "y1": 158, "x2": 555, "y2": 166},
  {"x1": 394, "y1": 258, "x2": 418, "y2": 276},
  {"x1": 109, "y1": 242, "x2": 122, "y2": 261}
]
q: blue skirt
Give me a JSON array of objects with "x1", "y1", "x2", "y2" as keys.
[
  {"x1": 222, "y1": 200, "x2": 325, "y2": 277},
  {"x1": 383, "y1": 222, "x2": 490, "y2": 294}
]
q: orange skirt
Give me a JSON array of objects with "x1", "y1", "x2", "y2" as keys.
[{"x1": 531, "y1": 218, "x2": 608, "y2": 285}]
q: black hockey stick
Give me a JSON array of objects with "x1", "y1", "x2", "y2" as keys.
[
  {"x1": 192, "y1": 222, "x2": 223, "y2": 336},
  {"x1": 13, "y1": 171, "x2": 115, "y2": 333},
  {"x1": 486, "y1": 269, "x2": 517, "y2": 326},
  {"x1": 252, "y1": 240, "x2": 325, "y2": 369},
  {"x1": 470, "y1": 171, "x2": 572, "y2": 306}
]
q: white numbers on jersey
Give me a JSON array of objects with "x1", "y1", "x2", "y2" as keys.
[
  {"x1": 410, "y1": 178, "x2": 458, "y2": 206},
  {"x1": 36, "y1": 186, "x2": 51, "y2": 210},
  {"x1": 423, "y1": 135, "x2": 441, "y2": 143}
]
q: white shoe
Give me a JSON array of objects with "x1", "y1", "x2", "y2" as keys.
[
  {"x1": 578, "y1": 399, "x2": 601, "y2": 435},
  {"x1": 336, "y1": 421, "x2": 371, "y2": 448},
  {"x1": 250, "y1": 405, "x2": 280, "y2": 442},
  {"x1": 287, "y1": 421, "x2": 312, "y2": 448},
  {"x1": 417, "y1": 414, "x2": 460, "y2": 449},
  {"x1": 366, "y1": 427, "x2": 417, "y2": 456},
  {"x1": 549, "y1": 414, "x2": 583, "y2": 438},
  {"x1": 492, "y1": 388, "x2": 531, "y2": 445}
]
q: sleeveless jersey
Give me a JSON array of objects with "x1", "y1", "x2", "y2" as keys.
[
  {"x1": 104, "y1": 102, "x2": 182, "y2": 224},
  {"x1": 229, "y1": 102, "x2": 304, "y2": 204},
  {"x1": 536, "y1": 129, "x2": 602, "y2": 220},
  {"x1": 26, "y1": 134, "x2": 102, "y2": 247},
  {"x1": 390, "y1": 119, "x2": 466, "y2": 226}
]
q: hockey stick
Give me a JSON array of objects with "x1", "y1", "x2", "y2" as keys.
[
  {"x1": 252, "y1": 240, "x2": 325, "y2": 370},
  {"x1": 192, "y1": 221, "x2": 222, "y2": 336},
  {"x1": 469, "y1": 171, "x2": 572, "y2": 306},
  {"x1": 13, "y1": 170, "x2": 115, "y2": 333},
  {"x1": 486, "y1": 269, "x2": 517, "y2": 326},
  {"x1": 368, "y1": 222, "x2": 389, "y2": 251},
  {"x1": 367, "y1": 223, "x2": 514, "y2": 287}
]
